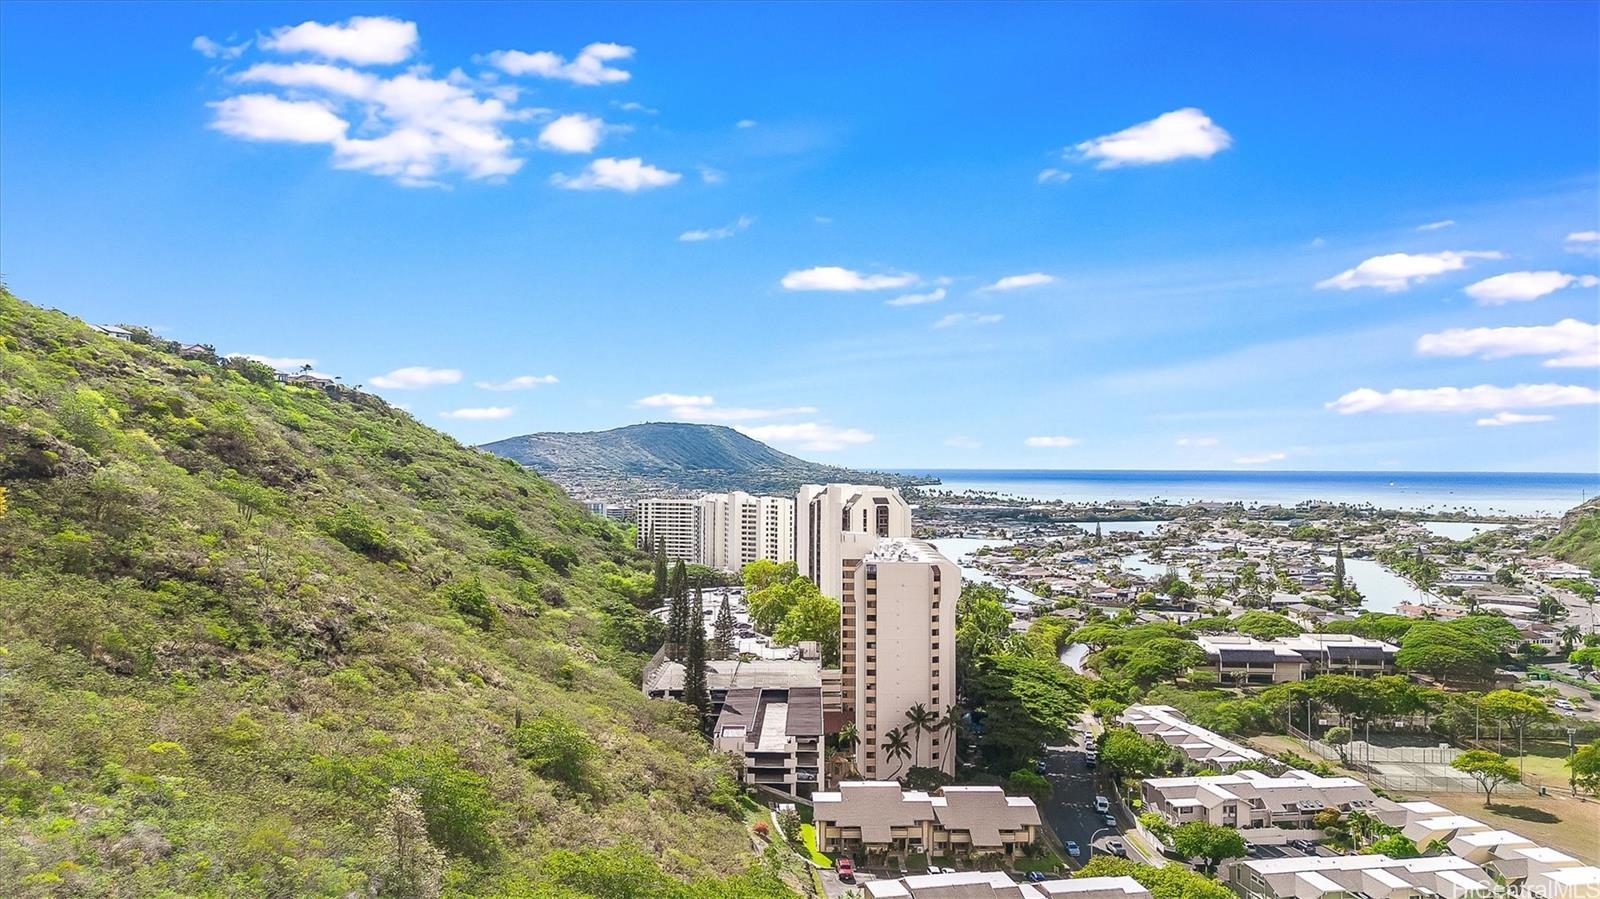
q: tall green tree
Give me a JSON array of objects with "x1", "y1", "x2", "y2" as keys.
[
  {"x1": 882, "y1": 727, "x2": 912, "y2": 778},
  {"x1": 1170, "y1": 821, "x2": 1246, "y2": 872},
  {"x1": 1333, "y1": 543, "x2": 1346, "y2": 593},
  {"x1": 1568, "y1": 738, "x2": 1600, "y2": 796},
  {"x1": 771, "y1": 588, "x2": 841, "y2": 665},
  {"x1": 904, "y1": 703, "x2": 937, "y2": 770},
  {"x1": 683, "y1": 589, "x2": 710, "y2": 729},
  {"x1": 712, "y1": 593, "x2": 737, "y2": 660},
  {"x1": 1479, "y1": 689, "x2": 1557, "y2": 781},
  {"x1": 652, "y1": 536, "x2": 669, "y2": 599}
]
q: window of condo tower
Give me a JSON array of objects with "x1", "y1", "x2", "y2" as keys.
[{"x1": 875, "y1": 504, "x2": 889, "y2": 536}]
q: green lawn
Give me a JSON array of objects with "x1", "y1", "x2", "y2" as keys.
[{"x1": 797, "y1": 824, "x2": 832, "y2": 866}]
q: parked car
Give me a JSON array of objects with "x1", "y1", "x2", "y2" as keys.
[
  {"x1": 1104, "y1": 814, "x2": 1117, "y2": 828},
  {"x1": 941, "y1": 867, "x2": 956, "y2": 875},
  {"x1": 1066, "y1": 841, "x2": 1081, "y2": 858},
  {"x1": 1094, "y1": 795, "x2": 1110, "y2": 813},
  {"x1": 1026, "y1": 871, "x2": 1050, "y2": 882},
  {"x1": 836, "y1": 859, "x2": 854, "y2": 883},
  {"x1": 1243, "y1": 841, "x2": 1258, "y2": 855},
  {"x1": 1290, "y1": 839, "x2": 1317, "y2": 853},
  {"x1": 927, "y1": 865, "x2": 942, "y2": 876},
  {"x1": 1085, "y1": 753, "x2": 1097, "y2": 769},
  {"x1": 1036, "y1": 759, "x2": 1050, "y2": 774},
  {"x1": 1106, "y1": 839, "x2": 1126, "y2": 857},
  {"x1": 1554, "y1": 699, "x2": 1575, "y2": 711}
]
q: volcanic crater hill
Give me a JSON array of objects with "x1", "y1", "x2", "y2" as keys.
[
  {"x1": 0, "y1": 290, "x2": 799, "y2": 898},
  {"x1": 480, "y1": 421, "x2": 936, "y2": 497}
]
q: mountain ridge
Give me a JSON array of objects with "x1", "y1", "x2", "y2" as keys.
[{"x1": 481, "y1": 421, "x2": 936, "y2": 496}]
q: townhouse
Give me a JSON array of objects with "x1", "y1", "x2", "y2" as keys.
[{"x1": 813, "y1": 782, "x2": 1041, "y2": 859}]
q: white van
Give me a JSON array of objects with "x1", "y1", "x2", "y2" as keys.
[{"x1": 1094, "y1": 795, "x2": 1110, "y2": 813}]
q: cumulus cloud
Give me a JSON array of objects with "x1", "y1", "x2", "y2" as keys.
[
  {"x1": 1327, "y1": 383, "x2": 1600, "y2": 414},
  {"x1": 1073, "y1": 108, "x2": 1232, "y2": 168},
  {"x1": 637, "y1": 393, "x2": 714, "y2": 408},
  {"x1": 1176, "y1": 436, "x2": 1220, "y2": 447},
  {"x1": 537, "y1": 113, "x2": 605, "y2": 153},
  {"x1": 1037, "y1": 168, "x2": 1072, "y2": 184},
  {"x1": 1315, "y1": 250, "x2": 1504, "y2": 292},
  {"x1": 945, "y1": 436, "x2": 981, "y2": 449},
  {"x1": 1462, "y1": 271, "x2": 1598, "y2": 305},
  {"x1": 226, "y1": 353, "x2": 316, "y2": 371},
  {"x1": 780, "y1": 267, "x2": 918, "y2": 292},
  {"x1": 1476, "y1": 412, "x2": 1555, "y2": 427},
  {"x1": 369, "y1": 366, "x2": 463, "y2": 389},
  {"x1": 980, "y1": 272, "x2": 1056, "y2": 292},
  {"x1": 679, "y1": 215, "x2": 753, "y2": 242},
  {"x1": 1416, "y1": 220, "x2": 1456, "y2": 231},
  {"x1": 440, "y1": 406, "x2": 514, "y2": 420},
  {"x1": 933, "y1": 313, "x2": 1003, "y2": 329},
  {"x1": 736, "y1": 119, "x2": 757, "y2": 129},
  {"x1": 886, "y1": 287, "x2": 946, "y2": 307},
  {"x1": 1234, "y1": 451, "x2": 1287, "y2": 464},
  {"x1": 1416, "y1": 319, "x2": 1599, "y2": 368},
  {"x1": 486, "y1": 42, "x2": 634, "y2": 85},
  {"x1": 475, "y1": 374, "x2": 558, "y2": 390},
  {"x1": 1025, "y1": 436, "x2": 1080, "y2": 448},
  {"x1": 1566, "y1": 231, "x2": 1599, "y2": 255},
  {"x1": 193, "y1": 35, "x2": 249, "y2": 60},
  {"x1": 737, "y1": 422, "x2": 873, "y2": 452},
  {"x1": 209, "y1": 94, "x2": 349, "y2": 143},
  {"x1": 260, "y1": 15, "x2": 419, "y2": 65},
  {"x1": 551, "y1": 157, "x2": 680, "y2": 191},
  {"x1": 220, "y1": 60, "x2": 526, "y2": 185}
]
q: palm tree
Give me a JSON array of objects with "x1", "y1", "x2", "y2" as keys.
[
  {"x1": 937, "y1": 704, "x2": 963, "y2": 775},
  {"x1": 905, "y1": 703, "x2": 936, "y2": 770},
  {"x1": 882, "y1": 727, "x2": 912, "y2": 779},
  {"x1": 1560, "y1": 624, "x2": 1582, "y2": 654}
]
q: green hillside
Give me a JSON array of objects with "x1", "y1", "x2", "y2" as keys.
[
  {"x1": 482, "y1": 422, "x2": 935, "y2": 496},
  {"x1": 1545, "y1": 496, "x2": 1600, "y2": 570},
  {"x1": 0, "y1": 291, "x2": 797, "y2": 898}
]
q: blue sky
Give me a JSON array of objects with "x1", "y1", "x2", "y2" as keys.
[{"x1": 3, "y1": 2, "x2": 1598, "y2": 472}]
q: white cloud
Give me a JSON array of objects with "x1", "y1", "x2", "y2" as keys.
[
  {"x1": 1037, "y1": 168, "x2": 1072, "y2": 184},
  {"x1": 1233, "y1": 451, "x2": 1287, "y2": 465},
  {"x1": 637, "y1": 393, "x2": 714, "y2": 407},
  {"x1": 260, "y1": 16, "x2": 419, "y2": 65},
  {"x1": 1307, "y1": 237, "x2": 1327, "y2": 249},
  {"x1": 980, "y1": 272, "x2": 1056, "y2": 292},
  {"x1": 933, "y1": 313, "x2": 1003, "y2": 329},
  {"x1": 736, "y1": 422, "x2": 873, "y2": 452},
  {"x1": 226, "y1": 353, "x2": 316, "y2": 371},
  {"x1": 615, "y1": 101, "x2": 656, "y2": 114},
  {"x1": 1462, "y1": 271, "x2": 1599, "y2": 305},
  {"x1": 1416, "y1": 319, "x2": 1600, "y2": 368},
  {"x1": 209, "y1": 94, "x2": 348, "y2": 143},
  {"x1": 223, "y1": 62, "x2": 526, "y2": 185},
  {"x1": 1025, "y1": 435, "x2": 1081, "y2": 448},
  {"x1": 551, "y1": 157, "x2": 680, "y2": 192},
  {"x1": 886, "y1": 287, "x2": 946, "y2": 307},
  {"x1": 1476, "y1": 412, "x2": 1555, "y2": 427},
  {"x1": 486, "y1": 42, "x2": 634, "y2": 85},
  {"x1": 679, "y1": 215, "x2": 753, "y2": 242},
  {"x1": 537, "y1": 113, "x2": 605, "y2": 153},
  {"x1": 1566, "y1": 231, "x2": 1600, "y2": 255},
  {"x1": 1327, "y1": 383, "x2": 1600, "y2": 414},
  {"x1": 1416, "y1": 219, "x2": 1456, "y2": 231},
  {"x1": 736, "y1": 119, "x2": 757, "y2": 129},
  {"x1": 1315, "y1": 250, "x2": 1504, "y2": 292},
  {"x1": 1176, "y1": 436, "x2": 1220, "y2": 447},
  {"x1": 193, "y1": 35, "x2": 248, "y2": 60},
  {"x1": 1073, "y1": 108, "x2": 1232, "y2": 168},
  {"x1": 440, "y1": 406, "x2": 514, "y2": 420},
  {"x1": 475, "y1": 374, "x2": 558, "y2": 390},
  {"x1": 944, "y1": 436, "x2": 981, "y2": 449},
  {"x1": 698, "y1": 166, "x2": 726, "y2": 185},
  {"x1": 369, "y1": 366, "x2": 462, "y2": 389},
  {"x1": 780, "y1": 267, "x2": 918, "y2": 292}
]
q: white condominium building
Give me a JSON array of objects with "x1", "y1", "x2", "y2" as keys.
[
  {"x1": 843, "y1": 538, "x2": 958, "y2": 778},
  {"x1": 1229, "y1": 854, "x2": 1494, "y2": 899},
  {"x1": 636, "y1": 497, "x2": 702, "y2": 563},
  {"x1": 636, "y1": 491, "x2": 796, "y2": 570},
  {"x1": 699, "y1": 491, "x2": 795, "y2": 572},
  {"x1": 796, "y1": 483, "x2": 912, "y2": 601}
]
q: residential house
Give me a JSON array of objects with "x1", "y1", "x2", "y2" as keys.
[
  {"x1": 813, "y1": 782, "x2": 1041, "y2": 859},
  {"x1": 1118, "y1": 704, "x2": 1264, "y2": 766},
  {"x1": 1140, "y1": 769, "x2": 1406, "y2": 830},
  {"x1": 711, "y1": 686, "x2": 823, "y2": 798},
  {"x1": 863, "y1": 873, "x2": 1150, "y2": 899}
]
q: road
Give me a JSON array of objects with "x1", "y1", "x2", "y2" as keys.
[{"x1": 1038, "y1": 728, "x2": 1151, "y2": 869}]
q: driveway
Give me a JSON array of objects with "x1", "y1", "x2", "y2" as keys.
[{"x1": 1038, "y1": 730, "x2": 1147, "y2": 869}]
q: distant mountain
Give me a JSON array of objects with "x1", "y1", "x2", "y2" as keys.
[{"x1": 480, "y1": 422, "x2": 936, "y2": 496}]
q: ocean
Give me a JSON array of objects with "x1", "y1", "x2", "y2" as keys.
[{"x1": 897, "y1": 469, "x2": 1599, "y2": 517}]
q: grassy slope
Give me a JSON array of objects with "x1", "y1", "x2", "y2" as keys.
[
  {"x1": 1544, "y1": 497, "x2": 1600, "y2": 569},
  {"x1": 0, "y1": 292, "x2": 792, "y2": 898}
]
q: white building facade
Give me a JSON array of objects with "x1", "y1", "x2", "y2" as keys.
[
  {"x1": 636, "y1": 498, "x2": 702, "y2": 563},
  {"x1": 699, "y1": 491, "x2": 795, "y2": 572},
  {"x1": 796, "y1": 483, "x2": 913, "y2": 602}
]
